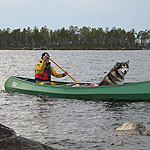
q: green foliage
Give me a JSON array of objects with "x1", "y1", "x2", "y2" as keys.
[{"x1": 0, "y1": 26, "x2": 149, "y2": 50}]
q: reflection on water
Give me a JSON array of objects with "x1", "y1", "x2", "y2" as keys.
[{"x1": 0, "y1": 50, "x2": 150, "y2": 150}]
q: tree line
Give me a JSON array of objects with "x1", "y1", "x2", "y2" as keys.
[{"x1": 0, "y1": 25, "x2": 150, "y2": 50}]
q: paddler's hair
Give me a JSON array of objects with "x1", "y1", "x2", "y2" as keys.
[{"x1": 41, "y1": 52, "x2": 50, "y2": 59}]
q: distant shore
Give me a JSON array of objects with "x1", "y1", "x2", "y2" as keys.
[{"x1": 0, "y1": 26, "x2": 150, "y2": 51}]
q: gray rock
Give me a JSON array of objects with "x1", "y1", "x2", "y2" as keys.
[
  {"x1": 116, "y1": 122, "x2": 150, "y2": 136},
  {"x1": 0, "y1": 123, "x2": 56, "y2": 150},
  {"x1": 0, "y1": 123, "x2": 16, "y2": 141}
]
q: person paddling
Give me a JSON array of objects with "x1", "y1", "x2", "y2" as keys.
[{"x1": 35, "y1": 52, "x2": 67, "y2": 85}]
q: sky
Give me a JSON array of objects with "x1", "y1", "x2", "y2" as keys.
[{"x1": 0, "y1": 0, "x2": 150, "y2": 32}]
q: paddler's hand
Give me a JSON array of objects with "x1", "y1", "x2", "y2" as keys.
[
  {"x1": 43, "y1": 55, "x2": 47, "y2": 61},
  {"x1": 63, "y1": 71, "x2": 68, "y2": 77},
  {"x1": 43, "y1": 54, "x2": 50, "y2": 62}
]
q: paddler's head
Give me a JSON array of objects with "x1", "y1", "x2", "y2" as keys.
[
  {"x1": 41, "y1": 52, "x2": 50, "y2": 59},
  {"x1": 41, "y1": 52, "x2": 50, "y2": 63}
]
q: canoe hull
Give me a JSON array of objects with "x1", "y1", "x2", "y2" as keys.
[{"x1": 4, "y1": 76, "x2": 150, "y2": 101}]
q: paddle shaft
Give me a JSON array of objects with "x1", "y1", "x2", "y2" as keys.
[{"x1": 49, "y1": 57, "x2": 79, "y2": 83}]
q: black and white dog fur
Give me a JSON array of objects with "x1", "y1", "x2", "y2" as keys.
[{"x1": 99, "y1": 60, "x2": 129, "y2": 86}]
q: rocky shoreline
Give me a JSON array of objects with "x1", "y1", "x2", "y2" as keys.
[{"x1": 0, "y1": 123, "x2": 56, "y2": 150}]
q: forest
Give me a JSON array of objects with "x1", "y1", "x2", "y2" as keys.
[{"x1": 0, "y1": 25, "x2": 150, "y2": 50}]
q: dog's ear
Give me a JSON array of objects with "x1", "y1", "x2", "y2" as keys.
[
  {"x1": 114, "y1": 62, "x2": 120, "y2": 69},
  {"x1": 116, "y1": 62, "x2": 120, "y2": 66},
  {"x1": 126, "y1": 60, "x2": 129, "y2": 65}
]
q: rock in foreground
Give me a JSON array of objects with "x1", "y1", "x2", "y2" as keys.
[
  {"x1": 0, "y1": 123, "x2": 56, "y2": 150},
  {"x1": 116, "y1": 122, "x2": 150, "y2": 136}
]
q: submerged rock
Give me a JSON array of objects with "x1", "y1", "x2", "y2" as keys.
[
  {"x1": 116, "y1": 122, "x2": 150, "y2": 136},
  {"x1": 0, "y1": 123, "x2": 56, "y2": 150}
]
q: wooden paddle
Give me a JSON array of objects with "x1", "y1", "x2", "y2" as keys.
[{"x1": 47, "y1": 56, "x2": 81, "y2": 83}]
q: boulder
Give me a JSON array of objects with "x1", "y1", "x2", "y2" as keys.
[
  {"x1": 116, "y1": 122, "x2": 150, "y2": 136},
  {"x1": 0, "y1": 123, "x2": 56, "y2": 150}
]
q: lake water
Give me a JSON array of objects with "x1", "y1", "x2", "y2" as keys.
[{"x1": 0, "y1": 50, "x2": 150, "y2": 150}]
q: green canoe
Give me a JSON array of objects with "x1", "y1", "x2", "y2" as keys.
[{"x1": 4, "y1": 76, "x2": 150, "y2": 101}]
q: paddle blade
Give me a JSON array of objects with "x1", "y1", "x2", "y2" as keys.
[{"x1": 74, "y1": 79, "x2": 81, "y2": 83}]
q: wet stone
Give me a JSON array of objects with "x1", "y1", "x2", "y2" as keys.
[{"x1": 116, "y1": 122, "x2": 150, "y2": 136}]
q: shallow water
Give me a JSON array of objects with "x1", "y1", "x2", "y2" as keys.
[{"x1": 0, "y1": 50, "x2": 150, "y2": 150}]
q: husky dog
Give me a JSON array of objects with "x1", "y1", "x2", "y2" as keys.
[{"x1": 99, "y1": 60, "x2": 129, "y2": 86}]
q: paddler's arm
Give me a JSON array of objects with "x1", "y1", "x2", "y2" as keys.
[
  {"x1": 51, "y1": 66, "x2": 67, "y2": 78},
  {"x1": 35, "y1": 59, "x2": 46, "y2": 74}
]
